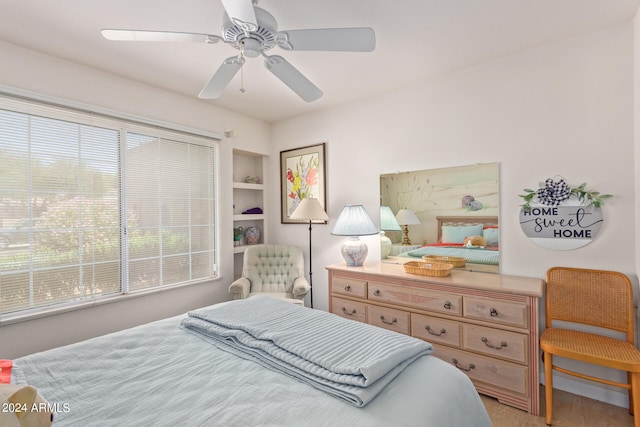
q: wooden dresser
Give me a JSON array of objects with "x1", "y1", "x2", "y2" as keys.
[{"x1": 326, "y1": 263, "x2": 544, "y2": 415}]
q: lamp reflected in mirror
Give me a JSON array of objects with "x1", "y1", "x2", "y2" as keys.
[
  {"x1": 395, "y1": 209, "x2": 420, "y2": 245},
  {"x1": 380, "y1": 206, "x2": 401, "y2": 258}
]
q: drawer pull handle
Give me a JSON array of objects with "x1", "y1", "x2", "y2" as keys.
[
  {"x1": 341, "y1": 307, "x2": 356, "y2": 316},
  {"x1": 451, "y1": 358, "x2": 475, "y2": 372},
  {"x1": 425, "y1": 325, "x2": 446, "y2": 336},
  {"x1": 489, "y1": 307, "x2": 499, "y2": 317},
  {"x1": 374, "y1": 289, "x2": 381, "y2": 297},
  {"x1": 344, "y1": 284, "x2": 351, "y2": 291},
  {"x1": 380, "y1": 315, "x2": 397, "y2": 325},
  {"x1": 443, "y1": 301, "x2": 452, "y2": 310},
  {"x1": 481, "y1": 337, "x2": 508, "y2": 350}
]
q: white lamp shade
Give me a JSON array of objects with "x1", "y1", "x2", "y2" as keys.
[
  {"x1": 331, "y1": 205, "x2": 377, "y2": 267},
  {"x1": 331, "y1": 205, "x2": 378, "y2": 236},
  {"x1": 380, "y1": 206, "x2": 401, "y2": 231},
  {"x1": 395, "y1": 209, "x2": 420, "y2": 225},
  {"x1": 289, "y1": 197, "x2": 328, "y2": 221}
]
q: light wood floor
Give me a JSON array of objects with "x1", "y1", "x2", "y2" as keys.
[{"x1": 482, "y1": 386, "x2": 634, "y2": 426}]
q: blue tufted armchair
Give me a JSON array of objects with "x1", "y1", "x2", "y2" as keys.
[{"x1": 228, "y1": 245, "x2": 310, "y2": 305}]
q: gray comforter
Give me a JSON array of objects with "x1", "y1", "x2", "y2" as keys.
[{"x1": 12, "y1": 300, "x2": 492, "y2": 427}]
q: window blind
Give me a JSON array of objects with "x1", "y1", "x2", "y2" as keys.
[{"x1": 0, "y1": 96, "x2": 218, "y2": 317}]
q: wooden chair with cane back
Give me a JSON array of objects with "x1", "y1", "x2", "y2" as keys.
[{"x1": 540, "y1": 267, "x2": 640, "y2": 426}]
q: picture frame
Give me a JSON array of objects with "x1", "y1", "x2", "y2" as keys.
[{"x1": 280, "y1": 143, "x2": 327, "y2": 224}]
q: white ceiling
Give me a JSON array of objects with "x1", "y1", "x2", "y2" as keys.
[{"x1": 1, "y1": 0, "x2": 638, "y2": 122}]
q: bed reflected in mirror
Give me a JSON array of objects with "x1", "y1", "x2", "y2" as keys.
[{"x1": 379, "y1": 163, "x2": 500, "y2": 273}]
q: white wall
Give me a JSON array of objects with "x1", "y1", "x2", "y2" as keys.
[
  {"x1": 0, "y1": 41, "x2": 271, "y2": 358},
  {"x1": 270, "y1": 23, "x2": 636, "y2": 406}
]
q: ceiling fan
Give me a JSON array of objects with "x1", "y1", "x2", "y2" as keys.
[{"x1": 101, "y1": 0, "x2": 376, "y2": 102}]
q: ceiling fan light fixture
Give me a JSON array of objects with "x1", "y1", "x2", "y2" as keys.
[{"x1": 240, "y1": 38, "x2": 262, "y2": 58}]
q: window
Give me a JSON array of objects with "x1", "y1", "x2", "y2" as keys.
[{"x1": 0, "y1": 96, "x2": 218, "y2": 318}]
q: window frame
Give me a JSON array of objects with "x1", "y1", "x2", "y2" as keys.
[{"x1": 0, "y1": 90, "x2": 221, "y2": 324}]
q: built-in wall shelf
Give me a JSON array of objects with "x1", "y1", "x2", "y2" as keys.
[
  {"x1": 232, "y1": 149, "x2": 268, "y2": 279},
  {"x1": 233, "y1": 182, "x2": 264, "y2": 191},
  {"x1": 233, "y1": 214, "x2": 265, "y2": 221}
]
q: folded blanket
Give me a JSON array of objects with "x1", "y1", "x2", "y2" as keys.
[{"x1": 180, "y1": 295, "x2": 433, "y2": 407}]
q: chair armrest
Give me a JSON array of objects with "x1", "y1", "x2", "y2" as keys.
[
  {"x1": 292, "y1": 276, "x2": 311, "y2": 299},
  {"x1": 228, "y1": 277, "x2": 250, "y2": 299}
]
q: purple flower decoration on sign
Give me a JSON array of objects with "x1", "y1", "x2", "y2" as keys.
[{"x1": 536, "y1": 178, "x2": 570, "y2": 206}]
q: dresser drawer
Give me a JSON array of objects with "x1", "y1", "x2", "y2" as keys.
[
  {"x1": 463, "y1": 324, "x2": 528, "y2": 364},
  {"x1": 367, "y1": 304, "x2": 410, "y2": 335},
  {"x1": 368, "y1": 282, "x2": 462, "y2": 316},
  {"x1": 332, "y1": 276, "x2": 367, "y2": 298},
  {"x1": 434, "y1": 345, "x2": 528, "y2": 396},
  {"x1": 463, "y1": 297, "x2": 528, "y2": 328},
  {"x1": 411, "y1": 313, "x2": 462, "y2": 348},
  {"x1": 331, "y1": 297, "x2": 367, "y2": 323}
]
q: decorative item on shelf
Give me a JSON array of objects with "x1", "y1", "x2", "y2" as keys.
[
  {"x1": 518, "y1": 177, "x2": 611, "y2": 250},
  {"x1": 395, "y1": 208, "x2": 420, "y2": 245},
  {"x1": 331, "y1": 205, "x2": 378, "y2": 267},
  {"x1": 233, "y1": 226, "x2": 243, "y2": 247},
  {"x1": 289, "y1": 197, "x2": 329, "y2": 308},
  {"x1": 244, "y1": 176, "x2": 261, "y2": 184},
  {"x1": 242, "y1": 207, "x2": 263, "y2": 214},
  {"x1": 380, "y1": 206, "x2": 401, "y2": 259},
  {"x1": 244, "y1": 226, "x2": 260, "y2": 245}
]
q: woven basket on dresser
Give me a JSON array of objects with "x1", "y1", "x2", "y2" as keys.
[
  {"x1": 422, "y1": 255, "x2": 466, "y2": 268},
  {"x1": 403, "y1": 261, "x2": 454, "y2": 277}
]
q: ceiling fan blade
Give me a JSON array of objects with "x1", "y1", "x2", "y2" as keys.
[
  {"x1": 264, "y1": 55, "x2": 322, "y2": 102},
  {"x1": 101, "y1": 29, "x2": 221, "y2": 44},
  {"x1": 221, "y1": 0, "x2": 258, "y2": 32},
  {"x1": 198, "y1": 56, "x2": 244, "y2": 99},
  {"x1": 276, "y1": 28, "x2": 375, "y2": 52}
]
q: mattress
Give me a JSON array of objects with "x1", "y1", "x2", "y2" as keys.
[{"x1": 11, "y1": 302, "x2": 492, "y2": 427}]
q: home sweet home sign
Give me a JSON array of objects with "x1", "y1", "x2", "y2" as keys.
[
  {"x1": 518, "y1": 178, "x2": 608, "y2": 250},
  {"x1": 519, "y1": 205, "x2": 603, "y2": 250}
]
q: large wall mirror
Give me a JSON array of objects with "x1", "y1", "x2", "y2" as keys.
[{"x1": 379, "y1": 163, "x2": 500, "y2": 273}]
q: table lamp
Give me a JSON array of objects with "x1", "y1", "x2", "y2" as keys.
[
  {"x1": 289, "y1": 197, "x2": 328, "y2": 308},
  {"x1": 395, "y1": 208, "x2": 420, "y2": 245},
  {"x1": 380, "y1": 206, "x2": 401, "y2": 258},
  {"x1": 331, "y1": 205, "x2": 378, "y2": 267}
]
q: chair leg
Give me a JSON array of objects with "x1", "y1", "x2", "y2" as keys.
[
  {"x1": 631, "y1": 372, "x2": 640, "y2": 427},
  {"x1": 544, "y1": 351, "x2": 553, "y2": 426},
  {"x1": 630, "y1": 372, "x2": 634, "y2": 416}
]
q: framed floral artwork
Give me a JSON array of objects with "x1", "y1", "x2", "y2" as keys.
[{"x1": 280, "y1": 143, "x2": 327, "y2": 224}]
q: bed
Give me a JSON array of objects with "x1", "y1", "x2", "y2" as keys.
[
  {"x1": 398, "y1": 216, "x2": 499, "y2": 269},
  {"x1": 8, "y1": 295, "x2": 492, "y2": 427}
]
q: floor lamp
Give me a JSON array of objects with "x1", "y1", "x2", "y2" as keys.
[{"x1": 289, "y1": 197, "x2": 328, "y2": 308}]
